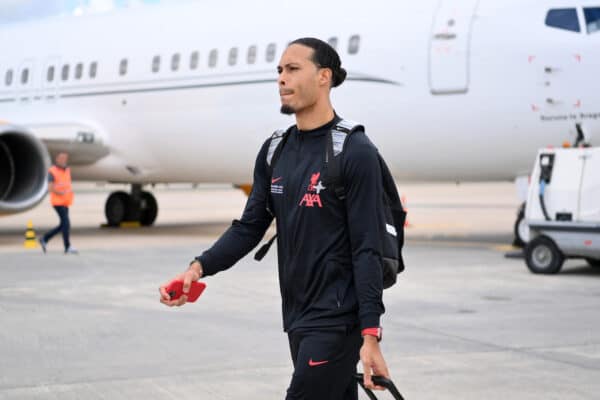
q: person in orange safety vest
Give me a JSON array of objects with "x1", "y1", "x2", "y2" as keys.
[{"x1": 39, "y1": 152, "x2": 78, "y2": 254}]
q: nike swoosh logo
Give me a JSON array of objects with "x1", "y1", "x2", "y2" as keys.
[
  {"x1": 271, "y1": 177, "x2": 283, "y2": 184},
  {"x1": 308, "y1": 358, "x2": 329, "y2": 367}
]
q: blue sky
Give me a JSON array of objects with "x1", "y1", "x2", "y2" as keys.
[{"x1": 0, "y1": 0, "x2": 192, "y2": 24}]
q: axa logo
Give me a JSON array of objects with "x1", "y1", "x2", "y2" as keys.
[{"x1": 299, "y1": 172, "x2": 326, "y2": 208}]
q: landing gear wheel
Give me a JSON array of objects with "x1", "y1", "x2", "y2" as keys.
[
  {"x1": 104, "y1": 187, "x2": 159, "y2": 227},
  {"x1": 525, "y1": 236, "x2": 564, "y2": 274},
  {"x1": 585, "y1": 258, "x2": 600, "y2": 268},
  {"x1": 105, "y1": 191, "x2": 133, "y2": 226},
  {"x1": 513, "y1": 203, "x2": 528, "y2": 247},
  {"x1": 139, "y1": 191, "x2": 158, "y2": 226}
]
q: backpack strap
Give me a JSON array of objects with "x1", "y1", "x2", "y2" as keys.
[
  {"x1": 267, "y1": 129, "x2": 285, "y2": 164},
  {"x1": 255, "y1": 126, "x2": 292, "y2": 261},
  {"x1": 265, "y1": 126, "x2": 293, "y2": 214},
  {"x1": 267, "y1": 127, "x2": 293, "y2": 175},
  {"x1": 326, "y1": 119, "x2": 364, "y2": 201}
]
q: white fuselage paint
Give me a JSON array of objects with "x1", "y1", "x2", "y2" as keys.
[{"x1": 0, "y1": 0, "x2": 599, "y2": 184}]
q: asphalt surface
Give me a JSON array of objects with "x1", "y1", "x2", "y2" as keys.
[{"x1": 1, "y1": 184, "x2": 599, "y2": 399}]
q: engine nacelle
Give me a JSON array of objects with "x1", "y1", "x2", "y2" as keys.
[{"x1": 0, "y1": 125, "x2": 51, "y2": 215}]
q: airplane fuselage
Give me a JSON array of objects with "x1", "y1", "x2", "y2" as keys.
[{"x1": 1, "y1": 0, "x2": 599, "y2": 188}]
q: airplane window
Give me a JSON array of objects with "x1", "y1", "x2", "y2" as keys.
[
  {"x1": 328, "y1": 37, "x2": 338, "y2": 50},
  {"x1": 47, "y1": 66, "x2": 55, "y2": 82},
  {"x1": 171, "y1": 53, "x2": 180, "y2": 71},
  {"x1": 584, "y1": 8, "x2": 600, "y2": 34},
  {"x1": 21, "y1": 68, "x2": 29, "y2": 84},
  {"x1": 5, "y1": 69, "x2": 13, "y2": 86},
  {"x1": 247, "y1": 45, "x2": 257, "y2": 64},
  {"x1": 209, "y1": 49, "x2": 218, "y2": 68},
  {"x1": 119, "y1": 59, "x2": 128, "y2": 76},
  {"x1": 75, "y1": 63, "x2": 83, "y2": 80},
  {"x1": 348, "y1": 35, "x2": 360, "y2": 55},
  {"x1": 228, "y1": 47, "x2": 238, "y2": 66},
  {"x1": 190, "y1": 51, "x2": 199, "y2": 70},
  {"x1": 89, "y1": 62, "x2": 98, "y2": 79},
  {"x1": 545, "y1": 8, "x2": 580, "y2": 32},
  {"x1": 152, "y1": 55, "x2": 161, "y2": 73},
  {"x1": 62, "y1": 64, "x2": 70, "y2": 81},
  {"x1": 266, "y1": 43, "x2": 276, "y2": 62}
]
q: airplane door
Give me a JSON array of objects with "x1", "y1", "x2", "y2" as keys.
[{"x1": 429, "y1": 0, "x2": 479, "y2": 94}]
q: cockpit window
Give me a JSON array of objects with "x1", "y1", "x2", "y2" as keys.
[
  {"x1": 584, "y1": 8, "x2": 600, "y2": 34},
  {"x1": 545, "y1": 8, "x2": 580, "y2": 32}
]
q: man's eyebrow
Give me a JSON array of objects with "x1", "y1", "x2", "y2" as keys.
[{"x1": 277, "y1": 62, "x2": 301, "y2": 72}]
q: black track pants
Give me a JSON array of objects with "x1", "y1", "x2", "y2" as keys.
[
  {"x1": 285, "y1": 324, "x2": 362, "y2": 400},
  {"x1": 43, "y1": 206, "x2": 71, "y2": 250}
]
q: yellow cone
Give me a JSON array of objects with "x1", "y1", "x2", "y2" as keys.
[{"x1": 24, "y1": 220, "x2": 38, "y2": 249}]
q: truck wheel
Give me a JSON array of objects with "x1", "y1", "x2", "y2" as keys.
[
  {"x1": 586, "y1": 258, "x2": 600, "y2": 268},
  {"x1": 525, "y1": 236, "x2": 564, "y2": 274}
]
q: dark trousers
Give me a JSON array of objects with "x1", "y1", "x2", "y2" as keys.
[
  {"x1": 285, "y1": 323, "x2": 362, "y2": 400},
  {"x1": 43, "y1": 206, "x2": 70, "y2": 250}
]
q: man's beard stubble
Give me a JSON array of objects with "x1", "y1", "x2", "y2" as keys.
[{"x1": 280, "y1": 104, "x2": 295, "y2": 115}]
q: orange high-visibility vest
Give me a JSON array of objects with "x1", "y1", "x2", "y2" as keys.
[{"x1": 49, "y1": 165, "x2": 74, "y2": 206}]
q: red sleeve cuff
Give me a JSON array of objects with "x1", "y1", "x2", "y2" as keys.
[{"x1": 361, "y1": 327, "x2": 383, "y2": 341}]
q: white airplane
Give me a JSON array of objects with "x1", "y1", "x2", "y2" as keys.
[{"x1": 1, "y1": 0, "x2": 599, "y2": 244}]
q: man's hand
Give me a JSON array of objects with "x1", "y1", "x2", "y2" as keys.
[
  {"x1": 159, "y1": 260, "x2": 203, "y2": 307},
  {"x1": 360, "y1": 336, "x2": 390, "y2": 391}
]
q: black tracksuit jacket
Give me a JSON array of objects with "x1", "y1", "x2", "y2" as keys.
[{"x1": 198, "y1": 115, "x2": 385, "y2": 332}]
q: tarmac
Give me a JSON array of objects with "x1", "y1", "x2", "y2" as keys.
[{"x1": 1, "y1": 182, "x2": 599, "y2": 399}]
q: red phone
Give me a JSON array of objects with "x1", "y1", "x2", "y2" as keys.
[{"x1": 166, "y1": 280, "x2": 206, "y2": 302}]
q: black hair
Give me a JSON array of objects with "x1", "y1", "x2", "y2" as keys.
[{"x1": 289, "y1": 37, "x2": 347, "y2": 88}]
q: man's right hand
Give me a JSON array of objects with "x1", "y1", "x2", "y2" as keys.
[{"x1": 159, "y1": 260, "x2": 203, "y2": 307}]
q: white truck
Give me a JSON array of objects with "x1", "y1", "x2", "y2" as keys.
[{"x1": 524, "y1": 147, "x2": 600, "y2": 274}]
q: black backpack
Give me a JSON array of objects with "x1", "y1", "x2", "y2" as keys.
[{"x1": 255, "y1": 119, "x2": 406, "y2": 289}]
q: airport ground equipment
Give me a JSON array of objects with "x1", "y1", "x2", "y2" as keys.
[
  {"x1": 23, "y1": 220, "x2": 38, "y2": 249},
  {"x1": 355, "y1": 373, "x2": 405, "y2": 399},
  {"x1": 512, "y1": 202, "x2": 528, "y2": 247},
  {"x1": 524, "y1": 147, "x2": 600, "y2": 274}
]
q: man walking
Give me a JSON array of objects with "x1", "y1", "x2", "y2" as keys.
[
  {"x1": 160, "y1": 38, "x2": 390, "y2": 399},
  {"x1": 40, "y1": 152, "x2": 78, "y2": 254}
]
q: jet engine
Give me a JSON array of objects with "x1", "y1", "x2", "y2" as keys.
[{"x1": 0, "y1": 125, "x2": 50, "y2": 215}]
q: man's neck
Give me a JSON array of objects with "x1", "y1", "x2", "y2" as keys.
[{"x1": 295, "y1": 102, "x2": 335, "y2": 131}]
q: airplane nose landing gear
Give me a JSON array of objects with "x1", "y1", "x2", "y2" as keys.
[
  {"x1": 104, "y1": 184, "x2": 158, "y2": 226},
  {"x1": 105, "y1": 191, "x2": 133, "y2": 226},
  {"x1": 139, "y1": 190, "x2": 158, "y2": 226}
]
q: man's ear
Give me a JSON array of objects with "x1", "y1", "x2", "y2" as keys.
[{"x1": 318, "y1": 68, "x2": 333, "y2": 88}]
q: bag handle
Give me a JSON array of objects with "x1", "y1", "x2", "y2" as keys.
[{"x1": 355, "y1": 373, "x2": 405, "y2": 400}]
